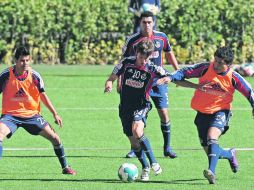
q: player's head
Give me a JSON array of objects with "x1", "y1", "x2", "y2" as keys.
[
  {"x1": 214, "y1": 46, "x2": 234, "y2": 65},
  {"x1": 140, "y1": 11, "x2": 155, "y2": 34},
  {"x1": 135, "y1": 39, "x2": 154, "y2": 66},
  {"x1": 136, "y1": 39, "x2": 154, "y2": 57},
  {"x1": 14, "y1": 46, "x2": 30, "y2": 60},
  {"x1": 213, "y1": 46, "x2": 234, "y2": 72},
  {"x1": 14, "y1": 46, "x2": 31, "y2": 71}
]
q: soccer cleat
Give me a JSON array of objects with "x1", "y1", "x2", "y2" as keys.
[
  {"x1": 125, "y1": 149, "x2": 136, "y2": 158},
  {"x1": 164, "y1": 147, "x2": 177, "y2": 159},
  {"x1": 151, "y1": 163, "x2": 162, "y2": 175},
  {"x1": 140, "y1": 167, "x2": 150, "y2": 181},
  {"x1": 62, "y1": 166, "x2": 77, "y2": 175},
  {"x1": 228, "y1": 148, "x2": 239, "y2": 173},
  {"x1": 203, "y1": 169, "x2": 216, "y2": 184}
]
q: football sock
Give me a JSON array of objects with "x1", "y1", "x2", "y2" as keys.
[
  {"x1": 53, "y1": 144, "x2": 68, "y2": 168},
  {"x1": 207, "y1": 139, "x2": 220, "y2": 174},
  {"x1": 133, "y1": 147, "x2": 149, "y2": 169},
  {"x1": 161, "y1": 121, "x2": 171, "y2": 149},
  {"x1": 0, "y1": 141, "x2": 2, "y2": 158},
  {"x1": 138, "y1": 135, "x2": 157, "y2": 165},
  {"x1": 219, "y1": 149, "x2": 233, "y2": 159}
]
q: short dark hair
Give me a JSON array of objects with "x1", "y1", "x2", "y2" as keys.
[
  {"x1": 14, "y1": 46, "x2": 30, "y2": 60},
  {"x1": 214, "y1": 46, "x2": 234, "y2": 65},
  {"x1": 140, "y1": 11, "x2": 155, "y2": 21},
  {"x1": 136, "y1": 39, "x2": 154, "y2": 57}
]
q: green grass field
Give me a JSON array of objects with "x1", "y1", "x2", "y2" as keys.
[{"x1": 0, "y1": 64, "x2": 254, "y2": 190}]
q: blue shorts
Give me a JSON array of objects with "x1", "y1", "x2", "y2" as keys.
[
  {"x1": 119, "y1": 103, "x2": 152, "y2": 137},
  {"x1": 150, "y1": 84, "x2": 169, "y2": 109},
  {"x1": 194, "y1": 110, "x2": 232, "y2": 146},
  {"x1": 0, "y1": 114, "x2": 49, "y2": 138}
]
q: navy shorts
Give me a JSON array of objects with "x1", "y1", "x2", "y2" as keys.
[
  {"x1": 119, "y1": 103, "x2": 152, "y2": 137},
  {"x1": 150, "y1": 84, "x2": 169, "y2": 109},
  {"x1": 194, "y1": 110, "x2": 232, "y2": 146},
  {"x1": 0, "y1": 114, "x2": 49, "y2": 138}
]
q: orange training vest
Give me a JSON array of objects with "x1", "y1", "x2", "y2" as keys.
[
  {"x1": 2, "y1": 67, "x2": 41, "y2": 117},
  {"x1": 191, "y1": 63, "x2": 235, "y2": 114}
]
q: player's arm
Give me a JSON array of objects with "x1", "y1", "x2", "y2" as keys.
[
  {"x1": 0, "y1": 68, "x2": 10, "y2": 94},
  {"x1": 232, "y1": 71, "x2": 254, "y2": 118},
  {"x1": 40, "y1": 92, "x2": 63, "y2": 127},
  {"x1": 165, "y1": 51, "x2": 180, "y2": 71},
  {"x1": 104, "y1": 74, "x2": 118, "y2": 93}
]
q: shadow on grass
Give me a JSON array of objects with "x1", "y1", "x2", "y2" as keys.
[
  {"x1": 3, "y1": 155, "x2": 128, "y2": 159},
  {"x1": 0, "y1": 178, "x2": 206, "y2": 185}
]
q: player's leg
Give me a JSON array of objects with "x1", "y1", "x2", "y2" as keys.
[
  {"x1": 21, "y1": 115, "x2": 76, "y2": 175},
  {"x1": 0, "y1": 124, "x2": 11, "y2": 158},
  {"x1": 151, "y1": 84, "x2": 177, "y2": 158},
  {"x1": 128, "y1": 136, "x2": 150, "y2": 181},
  {"x1": 0, "y1": 115, "x2": 19, "y2": 159},
  {"x1": 39, "y1": 124, "x2": 76, "y2": 175},
  {"x1": 132, "y1": 120, "x2": 162, "y2": 176}
]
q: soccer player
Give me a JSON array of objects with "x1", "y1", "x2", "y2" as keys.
[
  {"x1": 104, "y1": 39, "x2": 171, "y2": 181},
  {"x1": 0, "y1": 46, "x2": 76, "y2": 175},
  {"x1": 122, "y1": 11, "x2": 179, "y2": 159},
  {"x1": 167, "y1": 46, "x2": 254, "y2": 184},
  {"x1": 128, "y1": 0, "x2": 161, "y2": 33}
]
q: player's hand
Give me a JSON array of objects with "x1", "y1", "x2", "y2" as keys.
[
  {"x1": 104, "y1": 81, "x2": 113, "y2": 93},
  {"x1": 150, "y1": 5, "x2": 159, "y2": 15},
  {"x1": 134, "y1": 10, "x2": 141, "y2": 17},
  {"x1": 157, "y1": 77, "x2": 171, "y2": 85},
  {"x1": 198, "y1": 82, "x2": 213, "y2": 92},
  {"x1": 54, "y1": 114, "x2": 63, "y2": 128}
]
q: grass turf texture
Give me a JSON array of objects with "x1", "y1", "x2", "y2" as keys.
[{"x1": 0, "y1": 64, "x2": 253, "y2": 190}]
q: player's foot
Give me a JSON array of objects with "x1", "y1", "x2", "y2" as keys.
[
  {"x1": 203, "y1": 169, "x2": 216, "y2": 184},
  {"x1": 125, "y1": 149, "x2": 136, "y2": 158},
  {"x1": 151, "y1": 163, "x2": 162, "y2": 175},
  {"x1": 140, "y1": 167, "x2": 150, "y2": 181},
  {"x1": 228, "y1": 148, "x2": 239, "y2": 173},
  {"x1": 164, "y1": 147, "x2": 177, "y2": 159},
  {"x1": 62, "y1": 166, "x2": 77, "y2": 175}
]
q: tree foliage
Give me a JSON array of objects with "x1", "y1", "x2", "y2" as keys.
[{"x1": 0, "y1": 0, "x2": 253, "y2": 65}]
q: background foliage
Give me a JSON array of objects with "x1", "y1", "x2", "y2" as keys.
[{"x1": 0, "y1": 0, "x2": 253, "y2": 65}]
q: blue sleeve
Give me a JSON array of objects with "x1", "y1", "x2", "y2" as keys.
[
  {"x1": 0, "y1": 68, "x2": 10, "y2": 94},
  {"x1": 156, "y1": 0, "x2": 161, "y2": 8},
  {"x1": 32, "y1": 70, "x2": 45, "y2": 93},
  {"x1": 232, "y1": 71, "x2": 254, "y2": 109},
  {"x1": 169, "y1": 62, "x2": 210, "y2": 81}
]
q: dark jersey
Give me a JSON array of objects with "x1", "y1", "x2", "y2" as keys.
[
  {"x1": 113, "y1": 56, "x2": 168, "y2": 109},
  {"x1": 122, "y1": 31, "x2": 171, "y2": 67}
]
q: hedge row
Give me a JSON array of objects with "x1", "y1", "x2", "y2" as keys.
[{"x1": 0, "y1": 0, "x2": 253, "y2": 65}]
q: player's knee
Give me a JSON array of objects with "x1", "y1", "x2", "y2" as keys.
[
  {"x1": 0, "y1": 124, "x2": 10, "y2": 141},
  {"x1": 132, "y1": 125, "x2": 143, "y2": 139},
  {"x1": 207, "y1": 139, "x2": 218, "y2": 145}
]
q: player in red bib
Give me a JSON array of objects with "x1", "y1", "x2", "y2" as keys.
[{"x1": 0, "y1": 46, "x2": 76, "y2": 175}]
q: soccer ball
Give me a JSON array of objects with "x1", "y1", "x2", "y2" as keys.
[
  {"x1": 118, "y1": 163, "x2": 138, "y2": 182},
  {"x1": 141, "y1": 3, "x2": 152, "y2": 12}
]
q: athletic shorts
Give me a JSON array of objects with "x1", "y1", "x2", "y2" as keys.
[
  {"x1": 194, "y1": 110, "x2": 232, "y2": 146},
  {"x1": 0, "y1": 114, "x2": 49, "y2": 138},
  {"x1": 119, "y1": 103, "x2": 152, "y2": 137},
  {"x1": 150, "y1": 84, "x2": 169, "y2": 109}
]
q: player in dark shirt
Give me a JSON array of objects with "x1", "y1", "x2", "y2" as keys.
[{"x1": 105, "y1": 39, "x2": 171, "y2": 181}]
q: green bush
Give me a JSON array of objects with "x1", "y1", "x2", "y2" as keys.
[{"x1": 0, "y1": 0, "x2": 253, "y2": 65}]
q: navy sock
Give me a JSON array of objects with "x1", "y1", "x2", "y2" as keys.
[
  {"x1": 53, "y1": 144, "x2": 68, "y2": 169},
  {"x1": 0, "y1": 141, "x2": 2, "y2": 159},
  {"x1": 207, "y1": 139, "x2": 221, "y2": 174},
  {"x1": 133, "y1": 148, "x2": 149, "y2": 169},
  {"x1": 138, "y1": 135, "x2": 157, "y2": 164},
  {"x1": 219, "y1": 149, "x2": 233, "y2": 159},
  {"x1": 161, "y1": 121, "x2": 171, "y2": 149}
]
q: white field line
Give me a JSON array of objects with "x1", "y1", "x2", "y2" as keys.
[
  {"x1": 3, "y1": 147, "x2": 254, "y2": 151},
  {"x1": 55, "y1": 107, "x2": 251, "y2": 111}
]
